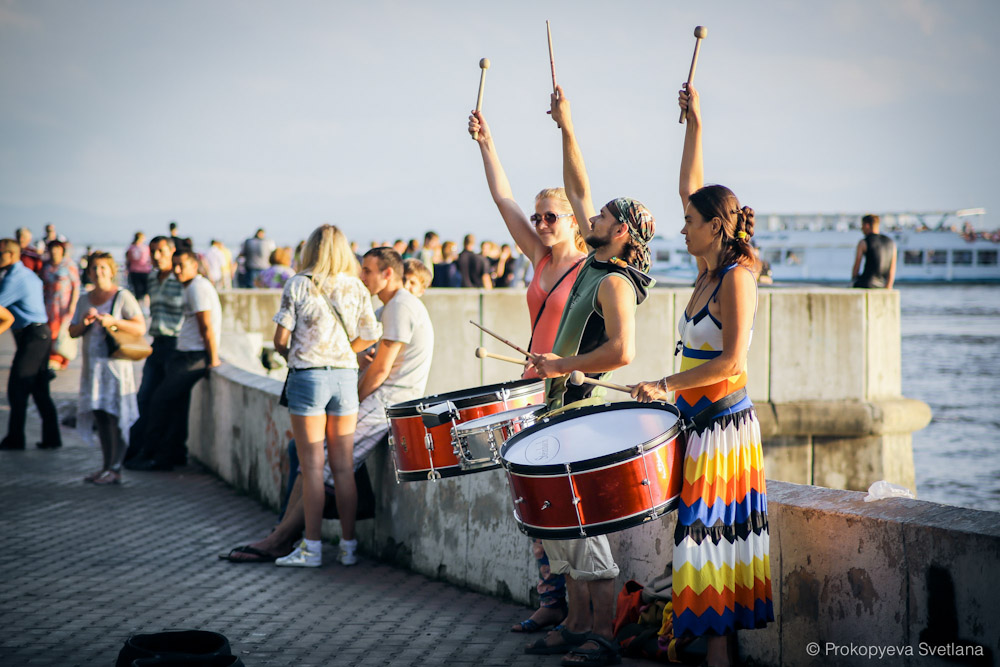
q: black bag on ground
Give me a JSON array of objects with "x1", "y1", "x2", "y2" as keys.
[
  {"x1": 116, "y1": 630, "x2": 232, "y2": 667},
  {"x1": 132, "y1": 656, "x2": 245, "y2": 667}
]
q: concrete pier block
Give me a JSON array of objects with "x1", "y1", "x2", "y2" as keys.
[
  {"x1": 614, "y1": 290, "x2": 675, "y2": 390},
  {"x1": 865, "y1": 290, "x2": 901, "y2": 400},
  {"x1": 423, "y1": 289, "x2": 482, "y2": 395},
  {"x1": 769, "y1": 291, "x2": 866, "y2": 402},
  {"x1": 747, "y1": 291, "x2": 771, "y2": 403},
  {"x1": 481, "y1": 289, "x2": 532, "y2": 386},
  {"x1": 762, "y1": 435, "x2": 813, "y2": 486}
]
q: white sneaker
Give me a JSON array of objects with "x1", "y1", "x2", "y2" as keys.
[
  {"x1": 275, "y1": 540, "x2": 321, "y2": 568},
  {"x1": 339, "y1": 542, "x2": 358, "y2": 566}
]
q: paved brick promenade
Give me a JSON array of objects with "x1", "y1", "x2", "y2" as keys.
[{"x1": 0, "y1": 336, "x2": 657, "y2": 666}]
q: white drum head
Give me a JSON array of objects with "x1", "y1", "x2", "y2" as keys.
[
  {"x1": 457, "y1": 405, "x2": 544, "y2": 433},
  {"x1": 503, "y1": 407, "x2": 678, "y2": 466}
]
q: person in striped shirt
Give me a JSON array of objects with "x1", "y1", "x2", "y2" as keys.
[{"x1": 124, "y1": 236, "x2": 185, "y2": 458}]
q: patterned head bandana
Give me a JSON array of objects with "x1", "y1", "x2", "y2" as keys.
[{"x1": 606, "y1": 197, "x2": 655, "y2": 273}]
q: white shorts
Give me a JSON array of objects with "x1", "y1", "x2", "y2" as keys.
[{"x1": 541, "y1": 536, "x2": 619, "y2": 581}]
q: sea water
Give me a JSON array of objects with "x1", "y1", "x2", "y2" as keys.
[{"x1": 901, "y1": 284, "x2": 1000, "y2": 513}]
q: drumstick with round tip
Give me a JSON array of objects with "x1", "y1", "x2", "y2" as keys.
[
  {"x1": 679, "y1": 26, "x2": 708, "y2": 124},
  {"x1": 475, "y1": 346, "x2": 527, "y2": 365},
  {"x1": 546, "y1": 20, "x2": 557, "y2": 93},
  {"x1": 568, "y1": 370, "x2": 632, "y2": 395},
  {"x1": 468, "y1": 320, "x2": 530, "y2": 356},
  {"x1": 472, "y1": 58, "x2": 491, "y2": 140}
]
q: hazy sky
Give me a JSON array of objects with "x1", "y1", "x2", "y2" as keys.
[{"x1": 1, "y1": 0, "x2": 998, "y2": 249}]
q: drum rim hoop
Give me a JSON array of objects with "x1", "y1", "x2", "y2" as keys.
[
  {"x1": 454, "y1": 404, "x2": 547, "y2": 433},
  {"x1": 385, "y1": 379, "x2": 545, "y2": 417},
  {"x1": 500, "y1": 401, "x2": 682, "y2": 474},
  {"x1": 513, "y1": 497, "x2": 680, "y2": 539},
  {"x1": 394, "y1": 462, "x2": 499, "y2": 481}
]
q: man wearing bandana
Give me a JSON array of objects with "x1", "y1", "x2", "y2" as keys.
[{"x1": 525, "y1": 85, "x2": 655, "y2": 667}]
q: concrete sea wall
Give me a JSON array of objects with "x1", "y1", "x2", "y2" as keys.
[
  {"x1": 218, "y1": 287, "x2": 931, "y2": 494},
  {"x1": 189, "y1": 364, "x2": 999, "y2": 666},
  {"x1": 186, "y1": 287, "x2": 998, "y2": 665}
]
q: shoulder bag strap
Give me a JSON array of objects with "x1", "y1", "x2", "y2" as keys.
[
  {"x1": 526, "y1": 257, "x2": 585, "y2": 354},
  {"x1": 302, "y1": 272, "x2": 351, "y2": 337},
  {"x1": 109, "y1": 289, "x2": 121, "y2": 317},
  {"x1": 320, "y1": 291, "x2": 350, "y2": 335}
]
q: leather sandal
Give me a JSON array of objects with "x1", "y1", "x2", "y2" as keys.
[{"x1": 525, "y1": 626, "x2": 588, "y2": 655}]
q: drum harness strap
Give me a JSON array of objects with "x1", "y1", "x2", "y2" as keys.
[
  {"x1": 525, "y1": 257, "x2": 586, "y2": 355},
  {"x1": 684, "y1": 388, "x2": 748, "y2": 433}
]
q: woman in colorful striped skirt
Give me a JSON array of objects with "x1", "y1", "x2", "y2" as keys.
[{"x1": 630, "y1": 83, "x2": 773, "y2": 666}]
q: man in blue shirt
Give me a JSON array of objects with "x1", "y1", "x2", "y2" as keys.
[{"x1": 0, "y1": 238, "x2": 61, "y2": 449}]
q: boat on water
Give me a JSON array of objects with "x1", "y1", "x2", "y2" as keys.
[{"x1": 648, "y1": 208, "x2": 1000, "y2": 285}]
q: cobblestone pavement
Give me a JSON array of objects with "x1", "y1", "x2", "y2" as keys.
[{"x1": 0, "y1": 337, "x2": 657, "y2": 666}]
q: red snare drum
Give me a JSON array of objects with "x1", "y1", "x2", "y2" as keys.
[
  {"x1": 500, "y1": 402, "x2": 684, "y2": 539},
  {"x1": 386, "y1": 379, "x2": 545, "y2": 482}
]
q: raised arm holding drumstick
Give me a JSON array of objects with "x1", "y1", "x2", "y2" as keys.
[
  {"x1": 523, "y1": 84, "x2": 655, "y2": 667},
  {"x1": 468, "y1": 101, "x2": 587, "y2": 377},
  {"x1": 629, "y1": 80, "x2": 773, "y2": 666}
]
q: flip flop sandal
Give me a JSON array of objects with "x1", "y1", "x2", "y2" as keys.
[
  {"x1": 560, "y1": 633, "x2": 621, "y2": 667},
  {"x1": 512, "y1": 618, "x2": 545, "y2": 633},
  {"x1": 525, "y1": 626, "x2": 588, "y2": 655},
  {"x1": 511, "y1": 604, "x2": 568, "y2": 633},
  {"x1": 218, "y1": 545, "x2": 278, "y2": 563}
]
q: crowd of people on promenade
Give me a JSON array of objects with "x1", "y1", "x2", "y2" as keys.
[{"x1": 0, "y1": 76, "x2": 777, "y2": 666}]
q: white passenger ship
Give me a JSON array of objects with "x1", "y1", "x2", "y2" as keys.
[{"x1": 648, "y1": 208, "x2": 1000, "y2": 284}]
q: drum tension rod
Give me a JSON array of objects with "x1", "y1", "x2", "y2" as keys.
[
  {"x1": 425, "y1": 432, "x2": 440, "y2": 481},
  {"x1": 565, "y1": 463, "x2": 586, "y2": 538},
  {"x1": 637, "y1": 444, "x2": 656, "y2": 512}
]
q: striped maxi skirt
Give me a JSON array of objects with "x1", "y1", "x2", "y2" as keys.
[{"x1": 672, "y1": 407, "x2": 774, "y2": 637}]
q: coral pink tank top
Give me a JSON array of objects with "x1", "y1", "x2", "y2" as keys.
[{"x1": 523, "y1": 253, "x2": 585, "y2": 379}]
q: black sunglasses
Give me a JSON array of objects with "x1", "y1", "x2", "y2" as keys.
[{"x1": 530, "y1": 212, "x2": 573, "y2": 226}]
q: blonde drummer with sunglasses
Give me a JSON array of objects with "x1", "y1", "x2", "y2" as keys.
[{"x1": 469, "y1": 110, "x2": 588, "y2": 378}]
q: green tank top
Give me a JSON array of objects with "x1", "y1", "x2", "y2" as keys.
[{"x1": 546, "y1": 255, "x2": 638, "y2": 410}]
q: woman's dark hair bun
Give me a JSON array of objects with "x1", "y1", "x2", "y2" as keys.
[{"x1": 739, "y1": 206, "x2": 755, "y2": 240}]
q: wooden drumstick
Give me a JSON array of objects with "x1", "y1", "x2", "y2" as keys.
[
  {"x1": 568, "y1": 370, "x2": 632, "y2": 395},
  {"x1": 468, "y1": 320, "x2": 531, "y2": 356},
  {"x1": 679, "y1": 26, "x2": 708, "y2": 124},
  {"x1": 475, "y1": 346, "x2": 527, "y2": 365},
  {"x1": 546, "y1": 20, "x2": 557, "y2": 93},
  {"x1": 472, "y1": 58, "x2": 490, "y2": 140}
]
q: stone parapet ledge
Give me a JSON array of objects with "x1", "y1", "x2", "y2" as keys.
[
  {"x1": 189, "y1": 366, "x2": 998, "y2": 667},
  {"x1": 742, "y1": 480, "x2": 1000, "y2": 666},
  {"x1": 756, "y1": 397, "x2": 932, "y2": 437}
]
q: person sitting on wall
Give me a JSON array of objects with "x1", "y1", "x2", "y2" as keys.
[{"x1": 219, "y1": 248, "x2": 434, "y2": 564}]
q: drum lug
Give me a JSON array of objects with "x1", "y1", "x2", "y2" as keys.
[
  {"x1": 513, "y1": 496, "x2": 524, "y2": 505},
  {"x1": 540, "y1": 500, "x2": 551, "y2": 510},
  {"x1": 641, "y1": 479, "x2": 650, "y2": 486},
  {"x1": 424, "y1": 433, "x2": 440, "y2": 480},
  {"x1": 400, "y1": 436, "x2": 408, "y2": 453},
  {"x1": 487, "y1": 430, "x2": 499, "y2": 462}
]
